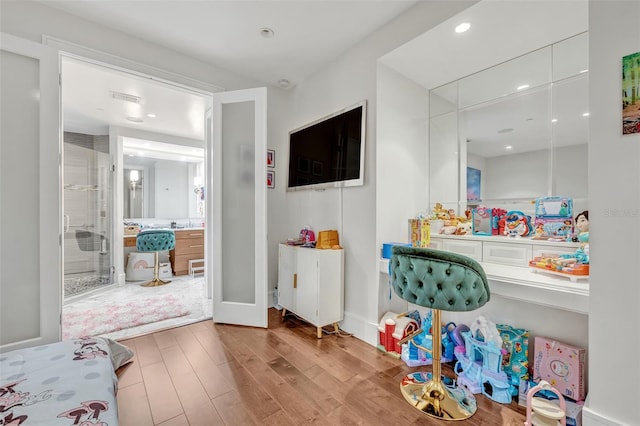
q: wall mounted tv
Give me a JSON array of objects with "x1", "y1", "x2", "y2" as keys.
[{"x1": 287, "y1": 100, "x2": 366, "y2": 191}]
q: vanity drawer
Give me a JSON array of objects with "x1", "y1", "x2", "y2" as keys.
[
  {"x1": 171, "y1": 229, "x2": 205, "y2": 275},
  {"x1": 483, "y1": 242, "x2": 532, "y2": 267},
  {"x1": 174, "y1": 238, "x2": 205, "y2": 255},
  {"x1": 442, "y1": 240, "x2": 482, "y2": 261},
  {"x1": 532, "y1": 244, "x2": 578, "y2": 258}
]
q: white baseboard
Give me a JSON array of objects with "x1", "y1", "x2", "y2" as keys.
[
  {"x1": 340, "y1": 310, "x2": 379, "y2": 347},
  {"x1": 582, "y1": 403, "x2": 625, "y2": 426}
]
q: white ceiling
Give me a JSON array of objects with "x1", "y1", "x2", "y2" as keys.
[
  {"x1": 56, "y1": 0, "x2": 588, "y2": 160},
  {"x1": 44, "y1": 0, "x2": 419, "y2": 89},
  {"x1": 53, "y1": 0, "x2": 420, "y2": 156}
]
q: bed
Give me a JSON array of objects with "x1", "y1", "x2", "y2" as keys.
[{"x1": 1, "y1": 336, "x2": 133, "y2": 425}]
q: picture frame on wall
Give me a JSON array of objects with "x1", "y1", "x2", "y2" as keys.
[
  {"x1": 267, "y1": 170, "x2": 275, "y2": 188},
  {"x1": 267, "y1": 149, "x2": 275, "y2": 167},
  {"x1": 622, "y1": 51, "x2": 640, "y2": 135}
]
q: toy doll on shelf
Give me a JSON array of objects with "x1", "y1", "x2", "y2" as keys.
[{"x1": 572, "y1": 210, "x2": 589, "y2": 244}]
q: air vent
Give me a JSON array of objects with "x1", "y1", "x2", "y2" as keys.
[{"x1": 109, "y1": 90, "x2": 142, "y2": 104}]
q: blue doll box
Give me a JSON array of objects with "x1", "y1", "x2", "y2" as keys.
[{"x1": 535, "y1": 197, "x2": 573, "y2": 218}]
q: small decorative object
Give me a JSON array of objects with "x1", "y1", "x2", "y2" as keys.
[
  {"x1": 467, "y1": 167, "x2": 481, "y2": 201},
  {"x1": 408, "y1": 218, "x2": 430, "y2": 247},
  {"x1": 267, "y1": 170, "x2": 275, "y2": 188},
  {"x1": 622, "y1": 51, "x2": 640, "y2": 135},
  {"x1": 524, "y1": 380, "x2": 567, "y2": 426},
  {"x1": 503, "y1": 211, "x2": 533, "y2": 237},
  {"x1": 472, "y1": 206, "x2": 493, "y2": 235},
  {"x1": 267, "y1": 149, "x2": 275, "y2": 168}
]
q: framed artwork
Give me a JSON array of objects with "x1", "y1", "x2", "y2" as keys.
[
  {"x1": 312, "y1": 160, "x2": 323, "y2": 176},
  {"x1": 267, "y1": 149, "x2": 275, "y2": 168},
  {"x1": 466, "y1": 167, "x2": 481, "y2": 201},
  {"x1": 267, "y1": 170, "x2": 275, "y2": 188},
  {"x1": 297, "y1": 157, "x2": 310, "y2": 173},
  {"x1": 622, "y1": 51, "x2": 640, "y2": 135}
]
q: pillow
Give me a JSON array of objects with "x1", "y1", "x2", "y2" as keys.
[{"x1": 103, "y1": 337, "x2": 134, "y2": 370}]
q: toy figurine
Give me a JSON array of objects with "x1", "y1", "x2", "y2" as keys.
[{"x1": 574, "y1": 210, "x2": 589, "y2": 243}]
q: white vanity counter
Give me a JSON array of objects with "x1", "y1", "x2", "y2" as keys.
[{"x1": 380, "y1": 234, "x2": 588, "y2": 314}]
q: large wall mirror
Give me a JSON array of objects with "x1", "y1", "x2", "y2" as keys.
[
  {"x1": 429, "y1": 32, "x2": 588, "y2": 216},
  {"x1": 122, "y1": 137, "x2": 205, "y2": 220}
]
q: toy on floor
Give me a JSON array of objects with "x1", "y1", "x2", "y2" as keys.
[
  {"x1": 377, "y1": 311, "x2": 420, "y2": 358},
  {"x1": 453, "y1": 316, "x2": 512, "y2": 404},
  {"x1": 498, "y1": 323, "x2": 530, "y2": 396},
  {"x1": 400, "y1": 311, "x2": 456, "y2": 366},
  {"x1": 524, "y1": 380, "x2": 567, "y2": 426}
]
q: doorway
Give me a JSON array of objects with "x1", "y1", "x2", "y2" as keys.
[{"x1": 61, "y1": 54, "x2": 214, "y2": 338}]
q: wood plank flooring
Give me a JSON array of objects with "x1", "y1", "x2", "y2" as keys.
[{"x1": 116, "y1": 308, "x2": 527, "y2": 425}]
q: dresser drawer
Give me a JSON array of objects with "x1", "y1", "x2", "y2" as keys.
[
  {"x1": 442, "y1": 240, "x2": 482, "y2": 261},
  {"x1": 483, "y1": 242, "x2": 532, "y2": 267},
  {"x1": 175, "y1": 230, "x2": 204, "y2": 240},
  {"x1": 174, "y1": 238, "x2": 205, "y2": 255}
]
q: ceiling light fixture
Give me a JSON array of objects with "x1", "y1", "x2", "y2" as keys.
[
  {"x1": 278, "y1": 79, "x2": 290, "y2": 88},
  {"x1": 260, "y1": 27, "x2": 275, "y2": 38},
  {"x1": 455, "y1": 22, "x2": 471, "y2": 33},
  {"x1": 552, "y1": 118, "x2": 558, "y2": 123},
  {"x1": 517, "y1": 84, "x2": 530, "y2": 91},
  {"x1": 146, "y1": 113, "x2": 156, "y2": 118},
  {"x1": 582, "y1": 112, "x2": 590, "y2": 117},
  {"x1": 505, "y1": 145, "x2": 513, "y2": 150}
]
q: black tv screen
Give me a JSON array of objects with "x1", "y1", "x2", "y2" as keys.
[{"x1": 287, "y1": 101, "x2": 366, "y2": 191}]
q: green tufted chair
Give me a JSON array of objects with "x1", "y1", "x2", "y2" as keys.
[
  {"x1": 136, "y1": 229, "x2": 176, "y2": 287},
  {"x1": 389, "y1": 245, "x2": 491, "y2": 420}
]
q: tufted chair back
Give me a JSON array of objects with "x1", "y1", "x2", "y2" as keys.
[{"x1": 390, "y1": 245, "x2": 490, "y2": 312}]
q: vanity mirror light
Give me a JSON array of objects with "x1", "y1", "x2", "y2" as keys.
[{"x1": 429, "y1": 32, "x2": 588, "y2": 217}]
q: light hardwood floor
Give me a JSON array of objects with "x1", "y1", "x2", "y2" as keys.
[{"x1": 116, "y1": 309, "x2": 527, "y2": 425}]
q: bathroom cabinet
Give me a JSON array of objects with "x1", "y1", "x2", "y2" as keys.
[{"x1": 170, "y1": 229, "x2": 205, "y2": 276}]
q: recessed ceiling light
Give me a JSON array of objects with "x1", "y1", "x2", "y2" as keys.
[
  {"x1": 505, "y1": 145, "x2": 513, "y2": 150},
  {"x1": 126, "y1": 116, "x2": 144, "y2": 123},
  {"x1": 455, "y1": 22, "x2": 471, "y2": 33},
  {"x1": 551, "y1": 118, "x2": 558, "y2": 123},
  {"x1": 517, "y1": 84, "x2": 530, "y2": 91},
  {"x1": 582, "y1": 112, "x2": 590, "y2": 117},
  {"x1": 260, "y1": 27, "x2": 274, "y2": 38},
  {"x1": 146, "y1": 113, "x2": 156, "y2": 118}
]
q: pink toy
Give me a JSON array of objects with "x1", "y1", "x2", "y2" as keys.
[
  {"x1": 533, "y1": 337, "x2": 586, "y2": 401},
  {"x1": 524, "y1": 380, "x2": 567, "y2": 426}
]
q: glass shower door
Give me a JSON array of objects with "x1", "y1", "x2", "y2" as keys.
[{"x1": 63, "y1": 133, "x2": 113, "y2": 298}]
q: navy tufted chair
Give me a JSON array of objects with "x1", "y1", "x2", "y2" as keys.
[
  {"x1": 390, "y1": 245, "x2": 490, "y2": 420},
  {"x1": 136, "y1": 229, "x2": 176, "y2": 287}
]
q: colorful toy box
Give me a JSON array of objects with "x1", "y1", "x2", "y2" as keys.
[
  {"x1": 408, "y1": 218, "x2": 430, "y2": 248},
  {"x1": 497, "y1": 324, "x2": 529, "y2": 395},
  {"x1": 533, "y1": 337, "x2": 586, "y2": 401}
]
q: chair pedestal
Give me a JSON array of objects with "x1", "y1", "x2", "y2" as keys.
[
  {"x1": 399, "y1": 309, "x2": 477, "y2": 420},
  {"x1": 141, "y1": 251, "x2": 171, "y2": 287}
]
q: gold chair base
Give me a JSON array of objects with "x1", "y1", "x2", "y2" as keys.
[
  {"x1": 400, "y1": 372, "x2": 477, "y2": 421},
  {"x1": 141, "y1": 278, "x2": 171, "y2": 287}
]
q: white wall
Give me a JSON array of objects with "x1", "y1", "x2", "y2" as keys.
[
  {"x1": 585, "y1": 1, "x2": 640, "y2": 424},
  {"x1": 153, "y1": 159, "x2": 189, "y2": 219},
  {"x1": 376, "y1": 63, "x2": 429, "y2": 316},
  {"x1": 278, "y1": 1, "x2": 477, "y2": 343}
]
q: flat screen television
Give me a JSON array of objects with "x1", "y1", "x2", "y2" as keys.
[{"x1": 287, "y1": 100, "x2": 366, "y2": 191}]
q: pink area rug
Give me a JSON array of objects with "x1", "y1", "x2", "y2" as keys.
[{"x1": 63, "y1": 294, "x2": 189, "y2": 340}]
